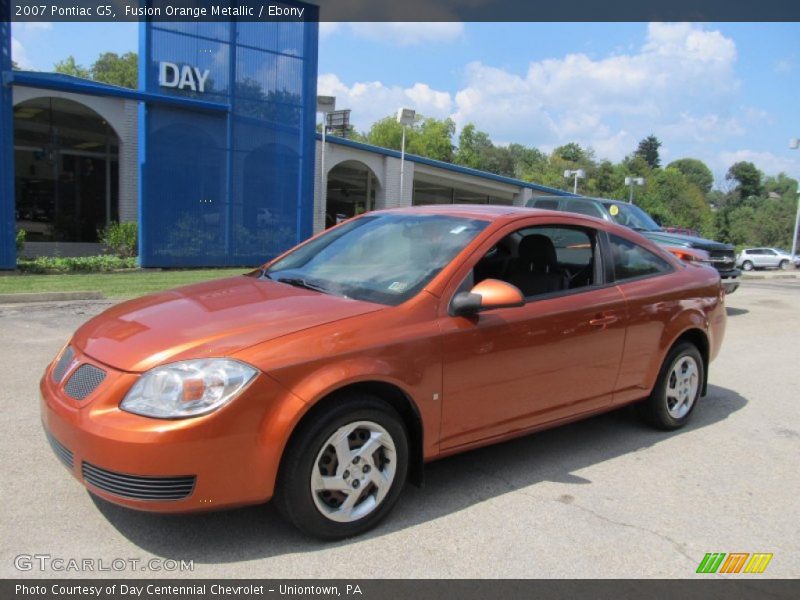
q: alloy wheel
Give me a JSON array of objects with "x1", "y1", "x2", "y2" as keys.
[
  {"x1": 665, "y1": 355, "x2": 699, "y2": 419},
  {"x1": 311, "y1": 421, "x2": 397, "y2": 523}
]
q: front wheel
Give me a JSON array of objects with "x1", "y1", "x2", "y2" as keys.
[
  {"x1": 274, "y1": 395, "x2": 409, "y2": 539},
  {"x1": 779, "y1": 259, "x2": 789, "y2": 270},
  {"x1": 741, "y1": 260, "x2": 754, "y2": 271},
  {"x1": 638, "y1": 342, "x2": 704, "y2": 431}
]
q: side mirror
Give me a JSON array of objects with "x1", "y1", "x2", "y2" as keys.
[{"x1": 451, "y1": 279, "x2": 525, "y2": 316}]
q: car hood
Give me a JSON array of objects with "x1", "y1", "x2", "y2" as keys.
[
  {"x1": 73, "y1": 275, "x2": 384, "y2": 373},
  {"x1": 642, "y1": 231, "x2": 733, "y2": 252}
]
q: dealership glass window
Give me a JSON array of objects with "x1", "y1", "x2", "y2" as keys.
[
  {"x1": 326, "y1": 161, "x2": 378, "y2": 228},
  {"x1": 412, "y1": 179, "x2": 511, "y2": 206},
  {"x1": 13, "y1": 97, "x2": 119, "y2": 243}
]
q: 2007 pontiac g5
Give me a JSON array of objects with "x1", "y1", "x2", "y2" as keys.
[{"x1": 41, "y1": 205, "x2": 726, "y2": 539}]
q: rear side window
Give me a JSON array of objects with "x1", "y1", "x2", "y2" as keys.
[
  {"x1": 608, "y1": 234, "x2": 672, "y2": 281},
  {"x1": 565, "y1": 199, "x2": 604, "y2": 218}
]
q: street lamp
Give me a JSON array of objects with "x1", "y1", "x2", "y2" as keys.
[
  {"x1": 625, "y1": 176, "x2": 645, "y2": 204},
  {"x1": 564, "y1": 169, "x2": 585, "y2": 195},
  {"x1": 397, "y1": 107, "x2": 416, "y2": 202},
  {"x1": 317, "y1": 95, "x2": 336, "y2": 218},
  {"x1": 789, "y1": 138, "x2": 800, "y2": 262}
]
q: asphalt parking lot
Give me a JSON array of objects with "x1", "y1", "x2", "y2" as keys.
[{"x1": 1, "y1": 278, "x2": 798, "y2": 579}]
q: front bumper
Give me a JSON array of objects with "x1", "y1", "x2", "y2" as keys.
[
  {"x1": 717, "y1": 268, "x2": 741, "y2": 294},
  {"x1": 40, "y1": 348, "x2": 299, "y2": 513}
]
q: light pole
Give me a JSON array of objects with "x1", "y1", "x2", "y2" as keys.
[
  {"x1": 317, "y1": 95, "x2": 336, "y2": 222},
  {"x1": 790, "y1": 138, "x2": 799, "y2": 262},
  {"x1": 625, "y1": 176, "x2": 645, "y2": 204},
  {"x1": 397, "y1": 107, "x2": 416, "y2": 202},
  {"x1": 564, "y1": 169, "x2": 585, "y2": 195}
]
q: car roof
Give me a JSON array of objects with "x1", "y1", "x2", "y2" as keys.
[{"x1": 380, "y1": 204, "x2": 538, "y2": 220}]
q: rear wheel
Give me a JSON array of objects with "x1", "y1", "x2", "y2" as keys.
[
  {"x1": 741, "y1": 260, "x2": 754, "y2": 271},
  {"x1": 274, "y1": 394, "x2": 408, "y2": 539},
  {"x1": 638, "y1": 342, "x2": 703, "y2": 430}
]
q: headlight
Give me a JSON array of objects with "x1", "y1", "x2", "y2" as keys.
[{"x1": 120, "y1": 359, "x2": 258, "y2": 419}]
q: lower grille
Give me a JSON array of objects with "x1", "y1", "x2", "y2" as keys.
[
  {"x1": 82, "y1": 462, "x2": 195, "y2": 501},
  {"x1": 46, "y1": 432, "x2": 74, "y2": 470},
  {"x1": 708, "y1": 249, "x2": 736, "y2": 271},
  {"x1": 64, "y1": 364, "x2": 106, "y2": 400}
]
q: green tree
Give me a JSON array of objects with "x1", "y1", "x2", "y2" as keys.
[
  {"x1": 726, "y1": 161, "x2": 763, "y2": 201},
  {"x1": 454, "y1": 123, "x2": 493, "y2": 170},
  {"x1": 11, "y1": 60, "x2": 20, "y2": 70},
  {"x1": 554, "y1": 142, "x2": 586, "y2": 163},
  {"x1": 667, "y1": 158, "x2": 714, "y2": 194},
  {"x1": 54, "y1": 56, "x2": 90, "y2": 79},
  {"x1": 763, "y1": 173, "x2": 798, "y2": 199},
  {"x1": 410, "y1": 116, "x2": 455, "y2": 163},
  {"x1": 364, "y1": 114, "x2": 455, "y2": 162},
  {"x1": 635, "y1": 135, "x2": 662, "y2": 169},
  {"x1": 91, "y1": 52, "x2": 138, "y2": 88}
]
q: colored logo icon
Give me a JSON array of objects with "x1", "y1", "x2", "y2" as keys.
[{"x1": 696, "y1": 553, "x2": 773, "y2": 574}]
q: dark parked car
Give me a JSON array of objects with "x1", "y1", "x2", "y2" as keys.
[{"x1": 527, "y1": 196, "x2": 740, "y2": 294}]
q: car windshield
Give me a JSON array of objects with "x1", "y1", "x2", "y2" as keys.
[
  {"x1": 263, "y1": 214, "x2": 488, "y2": 306},
  {"x1": 602, "y1": 202, "x2": 661, "y2": 232}
]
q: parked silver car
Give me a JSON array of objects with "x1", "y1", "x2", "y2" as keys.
[{"x1": 736, "y1": 248, "x2": 799, "y2": 271}]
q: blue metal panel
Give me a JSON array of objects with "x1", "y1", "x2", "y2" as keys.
[
  {"x1": 139, "y1": 5, "x2": 319, "y2": 267},
  {"x1": 0, "y1": 19, "x2": 14, "y2": 269}
]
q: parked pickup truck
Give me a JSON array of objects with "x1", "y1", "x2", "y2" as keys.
[{"x1": 527, "y1": 195, "x2": 741, "y2": 294}]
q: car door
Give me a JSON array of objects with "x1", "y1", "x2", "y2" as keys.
[
  {"x1": 762, "y1": 249, "x2": 779, "y2": 268},
  {"x1": 437, "y1": 219, "x2": 627, "y2": 450},
  {"x1": 750, "y1": 249, "x2": 766, "y2": 268}
]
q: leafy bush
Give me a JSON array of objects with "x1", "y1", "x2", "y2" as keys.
[
  {"x1": 17, "y1": 255, "x2": 138, "y2": 274},
  {"x1": 99, "y1": 221, "x2": 138, "y2": 258},
  {"x1": 15, "y1": 229, "x2": 26, "y2": 252}
]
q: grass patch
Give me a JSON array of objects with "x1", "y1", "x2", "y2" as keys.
[{"x1": 0, "y1": 268, "x2": 250, "y2": 298}]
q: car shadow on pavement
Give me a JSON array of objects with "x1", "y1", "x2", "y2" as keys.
[{"x1": 91, "y1": 384, "x2": 747, "y2": 563}]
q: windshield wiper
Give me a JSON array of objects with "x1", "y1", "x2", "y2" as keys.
[{"x1": 276, "y1": 277, "x2": 330, "y2": 294}]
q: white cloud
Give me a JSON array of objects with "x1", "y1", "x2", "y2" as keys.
[
  {"x1": 661, "y1": 113, "x2": 745, "y2": 144},
  {"x1": 346, "y1": 22, "x2": 464, "y2": 46},
  {"x1": 13, "y1": 22, "x2": 53, "y2": 33},
  {"x1": 774, "y1": 58, "x2": 793, "y2": 73},
  {"x1": 11, "y1": 37, "x2": 33, "y2": 69},
  {"x1": 321, "y1": 22, "x2": 789, "y2": 182},
  {"x1": 317, "y1": 73, "x2": 453, "y2": 130},
  {"x1": 10, "y1": 22, "x2": 54, "y2": 69},
  {"x1": 319, "y1": 23, "x2": 341, "y2": 38},
  {"x1": 449, "y1": 23, "x2": 740, "y2": 160},
  {"x1": 321, "y1": 22, "x2": 464, "y2": 46}
]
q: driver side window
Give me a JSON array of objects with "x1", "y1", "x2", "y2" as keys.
[{"x1": 463, "y1": 225, "x2": 599, "y2": 300}]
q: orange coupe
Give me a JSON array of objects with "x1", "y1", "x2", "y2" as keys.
[{"x1": 41, "y1": 205, "x2": 726, "y2": 539}]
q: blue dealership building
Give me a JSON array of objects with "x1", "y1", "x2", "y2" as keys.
[{"x1": 0, "y1": 11, "x2": 568, "y2": 270}]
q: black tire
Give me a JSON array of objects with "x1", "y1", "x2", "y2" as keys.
[
  {"x1": 779, "y1": 259, "x2": 789, "y2": 271},
  {"x1": 274, "y1": 393, "x2": 409, "y2": 540},
  {"x1": 638, "y1": 341, "x2": 704, "y2": 431},
  {"x1": 741, "y1": 260, "x2": 754, "y2": 271}
]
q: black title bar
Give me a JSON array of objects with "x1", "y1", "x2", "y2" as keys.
[{"x1": 4, "y1": 0, "x2": 800, "y2": 22}]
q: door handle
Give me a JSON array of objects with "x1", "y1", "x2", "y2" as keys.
[{"x1": 589, "y1": 313, "x2": 619, "y2": 327}]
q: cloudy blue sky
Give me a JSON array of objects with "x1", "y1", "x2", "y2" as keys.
[{"x1": 11, "y1": 21, "x2": 800, "y2": 186}]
